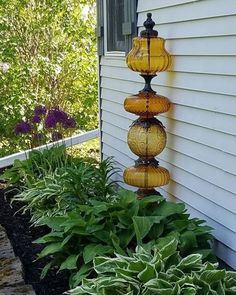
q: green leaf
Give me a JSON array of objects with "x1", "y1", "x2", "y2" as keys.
[
  {"x1": 155, "y1": 236, "x2": 179, "y2": 260},
  {"x1": 70, "y1": 264, "x2": 93, "y2": 287},
  {"x1": 200, "y1": 269, "x2": 226, "y2": 284},
  {"x1": 177, "y1": 254, "x2": 202, "y2": 270},
  {"x1": 139, "y1": 195, "x2": 163, "y2": 208},
  {"x1": 33, "y1": 232, "x2": 63, "y2": 244},
  {"x1": 110, "y1": 233, "x2": 126, "y2": 255},
  {"x1": 92, "y1": 230, "x2": 110, "y2": 243},
  {"x1": 144, "y1": 278, "x2": 172, "y2": 289},
  {"x1": 133, "y1": 216, "x2": 164, "y2": 244},
  {"x1": 182, "y1": 287, "x2": 197, "y2": 295},
  {"x1": 38, "y1": 242, "x2": 63, "y2": 258},
  {"x1": 94, "y1": 257, "x2": 119, "y2": 274},
  {"x1": 40, "y1": 262, "x2": 53, "y2": 279},
  {"x1": 119, "y1": 228, "x2": 135, "y2": 248},
  {"x1": 38, "y1": 216, "x2": 66, "y2": 230},
  {"x1": 153, "y1": 201, "x2": 185, "y2": 217},
  {"x1": 61, "y1": 233, "x2": 73, "y2": 247},
  {"x1": 192, "y1": 249, "x2": 213, "y2": 260},
  {"x1": 137, "y1": 263, "x2": 156, "y2": 283},
  {"x1": 83, "y1": 244, "x2": 113, "y2": 264},
  {"x1": 179, "y1": 231, "x2": 197, "y2": 254},
  {"x1": 118, "y1": 189, "x2": 136, "y2": 207},
  {"x1": 128, "y1": 260, "x2": 145, "y2": 272},
  {"x1": 59, "y1": 254, "x2": 80, "y2": 271}
]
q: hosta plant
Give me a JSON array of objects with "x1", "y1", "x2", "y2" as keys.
[
  {"x1": 1, "y1": 145, "x2": 74, "y2": 186},
  {"x1": 35, "y1": 190, "x2": 214, "y2": 287},
  {"x1": 67, "y1": 237, "x2": 236, "y2": 295},
  {"x1": 11, "y1": 156, "x2": 119, "y2": 223}
]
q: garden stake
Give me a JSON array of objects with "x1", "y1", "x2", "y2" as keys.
[{"x1": 123, "y1": 13, "x2": 172, "y2": 198}]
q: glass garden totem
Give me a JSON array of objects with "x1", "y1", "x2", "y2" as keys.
[{"x1": 123, "y1": 13, "x2": 172, "y2": 198}]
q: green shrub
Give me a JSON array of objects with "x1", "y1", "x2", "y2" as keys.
[
  {"x1": 1, "y1": 145, "x2": 73, "y2": 186},
  {"x1": 35, "y1": 190, "x2": 214, "y2": 287},
  {"x1": 67, "y1": 237, "x2": 236, "y2": 295},
  {"x1": 1, "y1": 145, "x2": 102, "y2": 187},
  {"x1": 9, "y1": 155, "x2": 118, "y2": 223}
]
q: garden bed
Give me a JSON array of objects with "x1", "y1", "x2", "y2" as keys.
[
  {"x1": 0, "y1": 148, "x2": 235, "y2": 295},
  {"x1": 0, "y1": 186, "x2": 69, "y2": 295}
]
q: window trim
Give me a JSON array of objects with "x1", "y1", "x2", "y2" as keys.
[{"x1": 103, "y1": 0, "x2": 126, "y2": 57}]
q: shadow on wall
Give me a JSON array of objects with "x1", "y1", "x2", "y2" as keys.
[{"x1": 160, "y1": 53, "x2": 178, "y2": 201}]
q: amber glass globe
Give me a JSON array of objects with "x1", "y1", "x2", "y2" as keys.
[
  {"x1": 128, "y1": 123, "x2": 166, "y2": 158},
  {"x1": 124, "y1": 92, "x2": 170, "y2": 117},
  {"x1": 126, "y1": 37, "x2": 171, "y2": 75},
  {"x1": 123, "y1": 165, "x2": 170, "y2": 188}
]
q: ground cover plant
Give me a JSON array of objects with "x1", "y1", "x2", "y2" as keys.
[
  {"x1": 2, "y1": 146, "x2": 233, "y2": 294},
  {"x1": 2, "y1": 145, "x2": 118, "y2": 223},
  {"x1": 1, "y1": 145, "x2": 75, "y2": 186},
  {"x1": 34, "y1": 190, "x2": 215, "y2": 288},
  {"x1": 67, "y1": 237, "x2": 236, "y2": 295},
  {"x1": 12, "y1": 157, "x2": 118, "y2": 223}
]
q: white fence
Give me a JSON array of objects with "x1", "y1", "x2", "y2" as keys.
[{"x1": 0, "y1": 129, "x2": 99, "y2": 169}]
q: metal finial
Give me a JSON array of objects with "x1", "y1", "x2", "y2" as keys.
[{"x1": 140, "y1": 13, "x2": 158, "y2": 37}]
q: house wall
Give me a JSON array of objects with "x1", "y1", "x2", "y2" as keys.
[{"x1": 100, "y1": 0, "x2": 236, "y2": 268}]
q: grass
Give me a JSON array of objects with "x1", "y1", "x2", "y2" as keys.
[{"x1": 66, "y1": 138, "x2": 100, "y2": 161}]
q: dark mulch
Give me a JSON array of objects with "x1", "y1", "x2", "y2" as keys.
[{"x1": 0, "y1": 185, "x2": 70, "y2": 295}]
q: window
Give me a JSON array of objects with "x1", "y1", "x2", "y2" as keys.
[
  {"x1": 96, "y1": 0, "x2": 137, "y2": 56},
  {"x1": 106, "y1": 0, "x2": 125, "y2": 52}
]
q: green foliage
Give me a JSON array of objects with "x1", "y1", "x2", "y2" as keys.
[
  {"x1": 12, "y1": 157, "x2": 119, "y2": 223},
  {"x1": 2, "y1": 145, "x2": 118, "y2": 222},
  {"x1": 68, "y1": 138, "x2": 100, "y2": 161},
  {"x1": 1, "y1": 145, "x2": 74, "y2": 185},
  {"x1": 67, "y1": 237, "x2": 236, "y2": 295},
  {"x1": 0, "y1": 0, "x2": 97, "y2": 156},
  {"x1": 35, "y1": 190, "x2": 214, "y2": 287}
]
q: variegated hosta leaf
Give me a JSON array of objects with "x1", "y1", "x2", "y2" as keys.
[
  {"x1": 200, "y1": 269, "x2": 226, "y2": 284},
  {"x1": 154, "y1": 236, "x2": 179, "y2": 261},
  {"x1": 137, "y1": 263, "x2": 157, "y2": 283},
  {"x1": 144, "y1": 278, "x2": 172, "y2": 289},
  {"x1": 181, "y1": 287, "x2": 197, "y2": 295},
  {"x1": 177, "y1": 254, "x2": 202, "y2": 270},
  {"x1": 66, "y1": 239, "x2": 236, "y2": 295}
]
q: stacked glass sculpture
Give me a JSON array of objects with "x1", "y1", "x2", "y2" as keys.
[{"x1": 123, "y1": 13, "x2": 172, "y2": 198}]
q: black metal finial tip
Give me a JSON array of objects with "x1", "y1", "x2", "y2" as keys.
[
  {"x1": 143, "y1": 13, "x2": 155, "y2": 29},
  {"x1": 141, "y1": 12, "x2": 158, "y2": 37}
]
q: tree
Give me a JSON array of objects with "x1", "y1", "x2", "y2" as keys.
[{"x1": 0, "y1": 0, "x2": 97, "y2": 156}]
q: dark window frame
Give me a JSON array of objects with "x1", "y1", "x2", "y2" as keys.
[
  {"x1": 106, "y1": 0, "x2": 126, "y2": 53},
  {"x1": 96, "y1": 0, "x2": 137, "y2": 56}
]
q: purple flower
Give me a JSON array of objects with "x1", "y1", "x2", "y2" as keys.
[
  {"x1": 31, "y1": 115, "x2": 41, "y2": 124},
  {"x1": 51, "y1": 131, "x2": 63, "y2": 141},
  {"x1": 63, "y1": 117, "x2": 76, "y2": 129},
  {"x1": 50, "y1": 107, "x2": 68, "y2": 123},
  {"x1": 44, "y1": 113, "x2": 57, "y2": 128},
  {"x1": 15, "y1": 121, "x2": 32, "y2": 135},
  {"x1": 34, "y1": 105, "x2": 47, "y2": 116}
]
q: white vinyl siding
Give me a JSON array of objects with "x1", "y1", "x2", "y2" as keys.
[{"x1": 99, "y1": 0, "x2": 236, "y2": 268}]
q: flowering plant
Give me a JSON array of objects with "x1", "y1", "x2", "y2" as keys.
[{"x1": 14, "y1": 105, "x2": 76, "y2": 147}]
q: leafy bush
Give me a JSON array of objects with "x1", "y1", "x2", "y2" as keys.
[
  {"x1": 1, "y1": 145, "x2": 75, "y2": 186},
  {"x1": 12, "y1": 156, "x2": 119, "y2": 223},
  {"x1": 35, "y1": 190, "x2": 214, "y2": 287},
  {"x1": 0, "y1": 0, "x2": 97, "y2": 156},
  {"x1": 67, "y1": 237, "x2": 236, "y2": 295}
]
